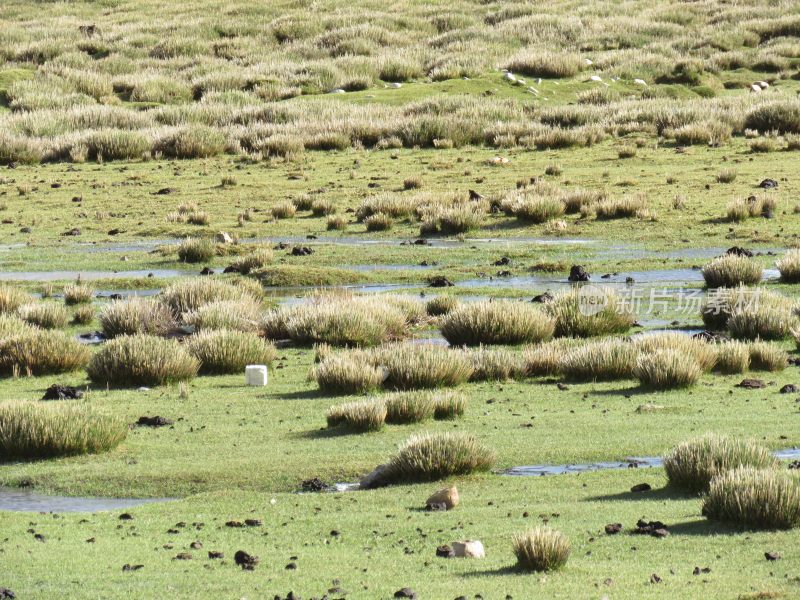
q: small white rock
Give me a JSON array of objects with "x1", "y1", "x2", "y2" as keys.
[
  {"x1": 585, "y1": 58, "x2": 593, "y2": 65},
  {"x1": 330, "y1": 88, "x2": 346, "y2": 94},
  {"x1": 215, "y1": 231, "x2": 233, "y2": 244},
  {"x1": 634, "y1": 78, "x2": 647, "y2": 86},
  {"x1": 452, "y1": 540, "x2": 485, "y2": 558},
  {"x1": 589, "y1": 75, "x2": 603, "y2": 82},
  {"x1": 389, "y1": 82, "x2": 402, "y2": 89},
  {"x1": 245, "y1": 365, "x2": 268, "y2": 386},
  {"x1": 537, "y1": 78, "x2": 542, "y2": 85},
  {"x1": 503, "y1": 72, "x2": 517, "y2": 82},
  {"x1": 758, "y1": 81, "x2": 769, "y2": 89},
  {"x1": 750, "y1": 84, "x2": 762, "y2": 93}
]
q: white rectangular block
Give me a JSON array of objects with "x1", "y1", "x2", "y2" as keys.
[{"x1": 245, "y1": 365, "x2": 268, "y2": 386}]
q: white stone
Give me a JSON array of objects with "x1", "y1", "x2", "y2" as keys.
[
  {"x1": 215, "y1": 231, "x2": 233, "y2": 244},
  {"x1": 634, "y1": 78, "x2": 647, "y2": 86},
  {"x1": 330, "y1": 88, "x2": 346, "y2": 94},
  {"x1": 758, "y1": 81, "x2": 769, "y2": 89},
  {"x1": 750, "y1": 84, "x2": 762, "y2": 93},
  {"x1": 389, "y1": 82, "x2": 402, "y2": 89},
  {"x1": 589, "y1": 75, "x2": 603, "y2": 82},
  {"x1": 452, "y1": 540, "x2": 485, "y2": 558},
  {"x1": 585, "y1": 58, "x2": 593, "y2": 65},
  {"x1": 245, "y1": 365, "x2": 268, "y2": 386},
  {"x1": 503, "y1": 72, "x2": 517, "y2": 82}
]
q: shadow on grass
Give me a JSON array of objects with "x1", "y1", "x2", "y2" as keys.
[
  {"x1": 587, "y1": 486, "x2": 695, "y2": 503},
  {"x1": 461, "y1": 565, "x2": 526, "y2": 578},
  {"x1": 291, "y1": 426, "x2": 371, "y2": 440},
  {"x1": 278, "y1": 388, "x2": 327, "y2": 400}
]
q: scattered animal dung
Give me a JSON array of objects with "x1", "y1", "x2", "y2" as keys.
[
  {"x1": 41, "y1": 384, "x2": 83, "y2": 400},
  {"x1": 764, "y1": 551, "x2": 781, "y2": 561},
  {"x1": 245, "y1": 365, "x2": 268, "y2": 386},
  {"x1": 630, "y1": 483, "x2": 652, "y2": 493},
  {"x1": 135, "y1": 416, "x2": 173, "y2": 427},
  {"x1": 634, "y1": 520, "x2": 669, "y2": 538},
  {"x1": 234, "y1": 550, "x2": 259, "y2": 570},
  {"x1": 604, "y1": 523, "x2": 622, "y2": 535},
  {"x1": 736, "y1": 379, "x2": 766, "y2": 389}
]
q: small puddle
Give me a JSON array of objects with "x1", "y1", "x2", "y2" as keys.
[
  {"x1": 502, "y1": 448, "x2": 800, "y2": 477},
  {"x1": 0, "y1": 487, "x2": 172, "y2": 513}
]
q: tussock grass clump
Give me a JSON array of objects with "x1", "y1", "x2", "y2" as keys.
[
  {"x1": 384, "y1": 391, "x2": 436, "y2": 424},
  {"x1": 187, "y1": 329, "x2": 276, "y2": 374},
  {"x1": 0, "y1": 402, "x2": 127, "y2": 461},
  {"x1": 177, "y1": 238, "x2": 216, "y2": 263},
  {"x1": 506, "y1": 52, "x2": 584, "y2": 78},
  {"x1": 326, "y1": 400, "x2": 386, "y2": 432},
  {"x1": 595, "y1": 195, "x2": 647, "y2": 219},
  {"x1": 326, "y1": 215, "x2": 348, "y2": 230},
  {"x1": 559, "y1": 339, "x2": 638, "y2": 381},
  {"x1": 0, "y1": 285, "x2": 31, "y2": 314},
  {"x1": 183, "y1": 299, "x2": 261, "y2": 333},
  {"x1": 441, "y1": 301, "x2": 554, "y2": 346},
  {"x1": 264, "y1": 296, "x2": 409, "y2": 346},
  {"x1": 504, "y1": 191, "x2": 565, "y2": 224},
  {"x1": 702, "y1": 467, "x2": 800, "y2": 529},
  {"x1": 368, "y1": 344, "x2": 473, "y2": 390},
  {"x1": 313, "y1": 354, "x2": 384, "y2": 395},
  {"x1": 777, "y1": 249, "x2": 800, "y2": 284},
  {"x1": 633, "y1": 333, "x2": 717, "y2": 372},
  {"x1": 356, "y1": 194, "x2": 415, "y2": 221},
  {"x1": 716, "y1": 169, "x2": 737, "y2": 183},
  {"x1": 228, "y1": 248, "x2": 273, "y2": 274},
  {"x1": 71, "y1": 304, "x2": 95, "y2": 326},
  {"x1": 271, "y1": 201, "x2": 296, "y2": 220},
  {"x1": 370, "y1": 432, "x2": 496, "y2": 486},
  {"x1": 547, "y1": 288, "x2": 635, "y2": 338},
  {"x1": 512, "y1": 527, "x2": 571, "y2": 572},
  {"x1": 560, "y1": 188, "x2": 605, "y2": 214},
  {"x1": 714, "y1": 341, "x2": 750, "y2": 374},
  {"x1": 99, "y1": 298, "x2": 174, "y2": 338},
  {"x1": 523, "y1": 338, "x2": 580, "y2": 376},
  {"x1": 311, "y1": 198, "x2": 336, "y2": 216},
  {"x1": 154, "y1": 126, "x2": 226, "y2": 159},
  {"x1": 702, "y1": 255, "x2": 762, "y2": 288},
  {"x1": 633, "y1": 349, "x2": 702, "y2": 389},
  {"x1": 728, "y1": 305, "x2": 796, "y2": 341},
  {"x1": 161, "y1": 278, "x2": 259, "y2": 316},
  {"x1": 745, "y1": 101, "x2": 800, "y2": 135},
  {"x1": 702, "y1": 286, "x2": 796, "y2": 331},
  {"x1": 426, "y1": 295, "x2": 459, "y2": 317},
  {"x1": 0, "y1": 330, "x2": 90, "y2": 375},
  {"x1": 432, "y1": 390, "x2": 467, "y2": 420},
  {"x1": 17, "y1": 302, "x2": 68, "y2": 330},
  {"x1": 748, "y1": 341, "x2": 787, "y2": 372},
  {"x1": 364, "y1": 212, "x2": 393, "y2": 231},
  {"x1": 665, "y1": 434, "x2": 778, "y2": 493},
  {"x1": 468, "y1": 346, "x2": 525, "y2": 381},
  {"x1": 87, "y1": 335, "x2": 199, "y2": 386},
  {"x1": 63, "y1": 283, "x2": 94, "y2": 305}
]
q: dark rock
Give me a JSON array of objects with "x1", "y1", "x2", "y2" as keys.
[
  {"x1": 779, "y1": 384, "x2": 799, "y2": 394},
  {"x1": 436, "y1": 544, "x2": 455, "y2": 558},
  {"x1": 496, "y1": 270, "x2": 512, "y2": 277},
  {"x1": 765, "y1": 551, "x2": 781, "y2": 561},
  {"x1": 234, "y1": 550, "x2": 259, "y2": 570},
  {"x1": 199, "y1": 267, "x2": 214, "y2": 276},
  {"x1": 650, "y1": 574, "x2": 662, "y2": 584},
  {"x1": 736, "y1": 378, "x2": 766, "y2": 389},
  {"x1": 634, "y1": 520, "x2": 669, "y2": 537},
  {"x1": 107, "y1": 228, "x2": 122, "y2": 236},
  {"x1": 726, "y1": 246, "x2": 753, "y2": 257},
  {"x1": 394, "y1": 589, "x2": 417, "y2": 599},
  {"x1": 630, "y1": 483, "x2": 652, "y2": 493},
  {"x1": 291, "y1": 246, "x2": 314, "y2": 256},
  {"x1": 223, "y1": 265, "x2": 241, "y2": 274},
  {"x1": 426, "y1": 502, "x2": 448, "y2": 512},
  {"x1": 789, "y1": 461, "x2": 800, "y2": 470},
  {"x1": 428, "y1": 276, "x2": 454, "y2": 288},
  {"x1": 174, "y1": 552, "x2": 192, "y2": 560},
  {"x1": 155, "y1": 188, "x2": 176, "y2": 195},
  {"x1": 494, "y1": 256, "x2": 511, "y2": 266},
  {"x1": 135, "y1": 416, "x2": 173, "y2": 428},
  {"x1": 692, "y1": 330, "x2": 727, "y2": 343},
  {"x1": 122, "y1": 564, "x2": 143, "y2": 572},
  {"x1": 62, "y1": 228, "x2": 81, "y2": 236},
  {"x1": 759, "y1": 178, "x2": 778, "y2": 189},
  {"x1": 118, "y1": 513, "x2": 134, "y2": 520},
  {"x1": 531, "y1": 291, "x2": 554, "y2": 304},
  {"x1": 413, "y1": 239, "x2": 429, "y2": 245},
  {"x1": 469, "y1": 190, "x2": 483, "y2": 201},
  {"x1": 556, "y1": 383, "x2": 569, "y2": 391},
  {"x1": 71, "y1": 196, "x2": 82, "y2": 202},
  {"x1": 19, "y1": 227, "x2": 31, "y2": 234},
  {"x1": 604, "y1": 523, "x2": 622, "y2": 535},
  {"x1": 244, "y1": 519, "x2": 262, "y2": 527},
  {"x1": 625, "y1": 276, "x2": 635, "y2": 284},
  {"x1": 693, "y1": 566, "x2": 711, "y2": 575},
  {"x1": 226, "y1": 520, "x2": 244, "y2": 528},
  {"x1": 285, "y1": 561, "x2": 297, "y2": 570},
  {"x1": 568, "y1": 265, "x2": 590, "y2": 282},
  {"x1": 42, "y1": 384, "x2": 83, "y2": 400},
  {"x1": 208, "y1": 551, "x2": 224, "y2": 559},
  {"x1": 0, "y1": 590, "x2": 14, "y2": 600},
  {"x1": 300, "y1": 478, "x2": 331, "y2": 492},
  {"x1": 190, "y1": 541, "x2": 202, "y2": 549}
]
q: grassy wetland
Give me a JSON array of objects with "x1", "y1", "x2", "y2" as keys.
[{"x1": 1, "y1": 0, "x2": 800, "y2": 598}]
